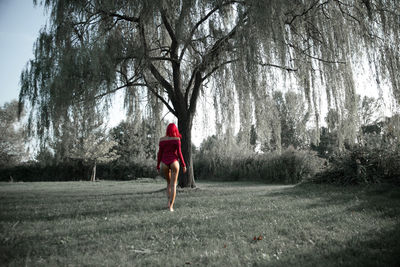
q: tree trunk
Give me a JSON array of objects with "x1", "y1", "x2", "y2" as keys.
[
  {"x1": 178, "y1": 115, "x2": 196, "y2": 188},
  {"x1": 91, "y1": 161, "x2": 97, "y2": 182}
]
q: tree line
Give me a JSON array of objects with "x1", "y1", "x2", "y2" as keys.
[
  {"x1": 0, "y1": 100, "x2": 159, "y2": 181},
  {"x1": 2, "y1": 91, "x2": 399, "y2": 184}
]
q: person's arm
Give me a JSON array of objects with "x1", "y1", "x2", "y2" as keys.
[
  {"x1": 177, "y1": 139, "x2": 186, "y2": 168},
  {"x1": 157, "y1": 141, "x2": 163, "y2": 170}
]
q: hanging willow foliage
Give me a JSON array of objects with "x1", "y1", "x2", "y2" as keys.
[{"x1": 21, "y1": 0, "x2": 400, "y2": 186}]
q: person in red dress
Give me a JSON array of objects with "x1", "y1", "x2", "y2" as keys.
[{"x1": 157, "y1": 123, "x2": 187, "y2": 211}]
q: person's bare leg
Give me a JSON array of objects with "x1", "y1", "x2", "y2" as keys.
[
  {"x1": 161, "y1": 163, "x2": 171, "y2": 208},
  {"x1": 167, "y1": 170, "x2": 172, "y2": 207},
  {"x1": 169, "y1": 161, "x2": 180, "y2": 211}
]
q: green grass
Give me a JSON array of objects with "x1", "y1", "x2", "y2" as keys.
[{"x1": 1, "y1": 179, "x2": 399, "y2": 266}]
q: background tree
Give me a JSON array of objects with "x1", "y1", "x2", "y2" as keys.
[
  {"x1": 68, "y1": 130, "x2": 119, "y2": 181},
  {"x1": 273, "y1": 91, "x2": 310, "y2": 149},
  {"x1": 355, "y1": 94, "x2": 383, "y2": 145},
  {"x1": 35, "y1": 145, "x2": 55, "y2": 167},
  {"x1": 20, "y1": 0, "x2": 400, "y2": 187},
  {"x1": 0, "y1": 101, "x2": 26, "y2": 168},
  {"x1": 110, "y1": 119, "x2": 159, "y2": 165},
  {"x1": 60, "y1": 102, "x2": 120, "y2": 181},
  {"x1": 357, "y1": 95, "x2": 381, "y2": 126},
  {"x1": 311, "y1": 127, "x2": 339, "y2": 158}
]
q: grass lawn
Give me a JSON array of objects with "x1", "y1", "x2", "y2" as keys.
[{"x1": 1, "y1": 179, "x2": 400, "y2": 266}]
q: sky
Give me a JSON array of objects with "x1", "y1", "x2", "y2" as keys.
[{"x1": 0, "y1": 0, "x2": 48, "y2": 106}]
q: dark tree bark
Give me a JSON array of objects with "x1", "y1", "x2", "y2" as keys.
[
  {"x1": 91, "y1": 161, "x2": 97, "y2": 182},
  {"x1": 177, "y1": 113, "x2": 196, "y2": 188}
]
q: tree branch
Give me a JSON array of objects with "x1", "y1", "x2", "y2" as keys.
[
  {"x1": 148, "y1": 56, "x2": 177, "y2": 62},
  {"x1": 91, "y1": 81, "x2": 144, "y2": 101},
  {"x1": 160, "y1": 9, "x2": 177, "y2": 46},
  {"x1": 202, "y1": 59, "x2": 238, "y2": 81},
  {"x1": 148, "y1": 62, "x2": 183, "y2": 114},
  {"x1": 301, "y1": 53, "x2": 346, "y2": 64},
  {"x1": 334, "y1": 0, "x2": 362, "y2": 25},
  {"x1": 258, "y1": 62, "x2": 298, "y2": 72},
  {"x1": 185, "y1": 13, "x2": 246, "y2": 113},
  {"x1": 287, "y1": 42, "x2": 346, "y2": 65},
  {"x1": 200, "y1": 16, "x2": 244, "y2": 70},
  {"x1": 179, "y1": 1, "x2": 246, "y2": 61},
  {"x1": 148, "y1": 63, "x2": 175, "y2": 95},
  {"x1": 90, "y1": 78, "x2": 177, "y2": 117},
  {"x1": 184, "y1": 70, "x2": 197, "y2": 106},
  {"x1": 285, "y1": 0, "x2": 322, "y2": 25},
  {"x1": 186, "y1": 59, "x2": 238, "y2": 115},
  {"x1": 99, "y1": 10, "x2": 140, "y2": 23},
  {"x1": 143, "y1": 76, "x2": 177, "y2": 117},
  {"x1": 188, "y1": 72, "x2": 202, "y2": 114},
  {"x1": 160, "y1": 8, "x2": 186, "y2": 110}
]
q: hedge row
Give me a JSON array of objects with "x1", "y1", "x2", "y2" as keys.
[
  {"x1": 0, "y1": 161, "x2": 157, "y2": 182},
  {"x1": 194, "y1": 147, "x2": 324, "y2": 184}
]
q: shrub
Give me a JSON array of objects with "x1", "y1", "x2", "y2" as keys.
[
  {"x1": 0, "y1": 160, "x2": 157, "y2": 182},
  {"x1": 0, "y1": 162, "x2": 84, "y2": 182},
  {"x1": 194, "y1": 146, "x2": 324, "y2": 184},
  {"x1": 97, "y1": 161, "x2": 157, "y2": 180},
  {"x1": 313, "y1": 137, "x2": 400, "y2": 185},
  {"x1": 262, "y1": 147, "x2": 324, "y2": 184}
]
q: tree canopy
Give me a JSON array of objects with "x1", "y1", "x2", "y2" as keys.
[
  {"x1": 0, "y1": 101, "x2": 27, "y2": 168},
  {"x1": 20, "y1": 0, "x2": 400, "y2": 186}
]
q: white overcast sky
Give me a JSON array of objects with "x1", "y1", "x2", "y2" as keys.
[{"x1": 0, "y1": 0, "x2": 47, "y2": 106}]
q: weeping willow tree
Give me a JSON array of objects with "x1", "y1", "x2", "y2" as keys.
[{"x1": 20, "y1": 0, "x2": 400, "y2": 187}]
